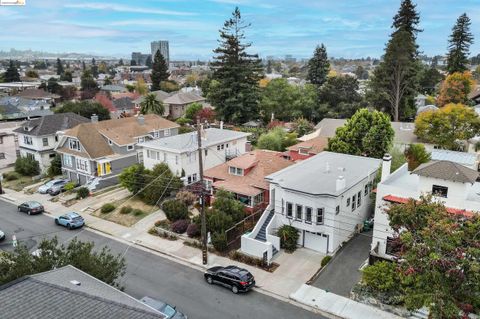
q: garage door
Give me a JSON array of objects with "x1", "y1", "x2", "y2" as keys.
[{"x1": 304, "y1": 231, "x2": 328, "y2": 253}]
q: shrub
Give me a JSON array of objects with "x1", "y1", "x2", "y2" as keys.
[
  {"x1": 207, "y1": 210, "x2": 234, "y2": 233},
  {"x1": 100, "y1": 203, "x2": 115, "y2": 214},
  {"x1": 186, "y1": 223, "x2": 200, "y2": 238},
  {"x1": 14, "y1": 157, "x2": 40, "y2": 176},
  {"x1": 176, "y1": 117, "x2": 191, "y2": 126},
  {"x1": 211, "y1": 232, "x2": 228, "y2": 252},
  {"x1": 276, "y1": 225, "x2": 299, "y2": 253},
  {"x1": 321, "y1": 256, "x2": 332, "y2": 267},
  {"x1": 76, "y1": 187, "x2": 90, "y2": 199},
  {"x1": 175, "y1": 190, "x2": 197, "y2": 206},
  {"x1": 171, "y1": 219, "x2": 190, "y2": 234},
  {"x1": 154, "y1": 219, "x2": 170, "y2": 229},
  {"x1": 47, "y1": 154, "x2": 62, "y2": 177},
  {"x1": 119, "y1": 206, "x2": 133, "y2": 215},
  {"x1": 228, "y1": 250, "x2": 265, "y2": 268},
  {"x1": 162, "y1": 199, "x2": 188, "y2": 222},
  {"x1": 3, "y1": 172, "x2": 20, "y2": 181},
  {"x1": 64, "y1": 181, "x2": 76, "y2": 192},
  {"x1": 132, "y1": 209, "x2": 144, "y2": 216},
  {"x1": 362, "y1": 261, "x2": 399, "y2": 292}
]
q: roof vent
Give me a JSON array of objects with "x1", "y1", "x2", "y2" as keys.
[{"x1": 70, "y1": 280, "x2": 81, "y2": 286}]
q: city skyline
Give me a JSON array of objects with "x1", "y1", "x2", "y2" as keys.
[{"x1": 0, "y1": 0, "x2": 479, "y2": 60}]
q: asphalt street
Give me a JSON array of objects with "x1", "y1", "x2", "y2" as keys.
[{"x1": 0, "y1": 198, "x2": 325, "y2": 319}]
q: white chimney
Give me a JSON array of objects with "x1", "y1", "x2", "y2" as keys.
[
  {"x1": 220, "y1": 121, "x2": 224, "y2": 130},
  {"x1": 381, "y1": 153, "x2": 392, "y2": 182},
  {"x1": 91, "y1": 114, "x2": 98, "y2": 123},
  {"x1": 336, "y1": 175, "x2": 346, "y2": 191},
  {"x1": 138, "y1": 114, "x2": 145, "y2": 126}
]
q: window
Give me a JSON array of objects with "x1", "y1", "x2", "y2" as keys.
[
  {"x1": 187, "y1": 175, "x2": 192, "y2": 184},
  {"x1": 253, "y1": 192, "x2": 264, "y2": 206},
  {"x1": 63, "y1": 155, "x2": 73, "y2": 167},
  {"x1": 26, "y1": 153, "x2": 35, "y2": 160},
  {"x1": 0, "y1": 136, "x2": 3, "y2": 144},
  {"x1": 164, "y1": 129, "x2": 171, "y2": 137},
  {"x1": 346, "y1": 198, "x2": 350, "y2": 207},
  {"x1": 153, "y1": 131, "x2": 160, "y2": 138},
  {"x1": 229, "y1": 166, "x2": 243, "y2": 176},
  {"x1": 352, "y1": 195, "x2": 356, "y2": 211},
  {"x1": 138, "y1": 137, "x2": 145, "y2": 143},
  {"x1": 286, "y1": 202, "x2": 293, "y2": 218},
  {"x1": 305, "y1": 207, "x2": 312, "y2": 223},
  {"x1": 298, "y1": 148, "x2": 309, "y2": 155},
  {"x1": 357, "y1": 191, "x2": 361, "y2": 207},
  {"x1": 316, "y1": 208, "x2": 324, "y2": 224},
  {"x1": 127, "y1": 145, "x2": 134, "y2": 151},
  {"x1": 281, "y1": 199, "x2": 284, "y2": 214},
  {"x1": 175, "y1": 155, "x2": 179, "y2": 165},
  {"x1": 192, "y1": 173, "x2": 197, "y2": 182},
  {"x1": 76, "y1": 159, "x2": 89, "y2": 172},
  {"x1": 217, "y1": 145, "x2": 220, "y2": 151},
  {"x1": 69, "y1": 139, "x2": 80, "y2": 151},
  {"x1": 335, "y1": 205, "x2": 340, "y2": 215},
  {"x1": 221, "y1": 144, "x2": 224, "y2": 150},
  {"x1": 108, "y1": 139, "x2": 113, "y2": 145},
  {"x1": 41, "y1": 137, "x2": 48, "y2": 147},
  {"x1": 205, "y1": 149, "x2": 208, "y2": 157},
  {"x1": 49, "y1": 153, "x2": 56, "y2": 158},
  {"x1": 364, "y1": 185, "x2": 368, "y2": 196},
  {"x1": 205, "y1": 179, "x2": 212, "y2": 191},
  {"x1": 432, "y1": 185, "x2": 448, "y2": 198},
  {"x1": 55, "y1": 135, "x2": 58, "y2": 142},
  {"x1": 0, "y1": 152, "x2": 5, "y2": 160},
  {"x1": 23, "y1": 136, "x2": 33, "y2": 145},
  {"x1": 295, "y1": 205, "x2": 303, "y2": 220},
  {"x1": 225, "y1": 143, "x2": 229, "y2": 148}
]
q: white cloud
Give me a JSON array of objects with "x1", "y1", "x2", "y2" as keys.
[{"x1": 64, "y1": 2, "x2": 196, "y2": 16}]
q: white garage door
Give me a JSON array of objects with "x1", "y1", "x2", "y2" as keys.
[{"x1": 304, "y1": 231, "x2": 328, "y2": 253}]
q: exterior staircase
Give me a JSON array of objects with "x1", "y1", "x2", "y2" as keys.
[{"x1": 254, "y1": 210, "x2": 279, "y2": 255}]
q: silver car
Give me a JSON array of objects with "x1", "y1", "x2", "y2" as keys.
[
  {"x1": 0, "y1": 229, "x2": 5, "y2": 241},
  {"x1": 38, "y1": 179, "x2": 67, "y2": 194}
]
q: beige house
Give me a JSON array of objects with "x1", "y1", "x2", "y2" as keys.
[{"x1": 0, "y1": 121, "x2": 20, "y2": 169}]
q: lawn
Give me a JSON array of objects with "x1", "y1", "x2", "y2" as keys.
[
  {"x1": 1, "y1": 172, "x2": 42, "y2": 192},
  {"x1": 93, "y1": 198, "x2": 157, "y2": 227}
]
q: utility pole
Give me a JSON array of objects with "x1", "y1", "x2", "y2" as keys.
[{"x1": 196, "y1": 117, "x2": 208, "y2": 265}]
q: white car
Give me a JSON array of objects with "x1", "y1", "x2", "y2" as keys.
[{"x1": 0, "y1": 229, "x2": 5, "y2": 241}]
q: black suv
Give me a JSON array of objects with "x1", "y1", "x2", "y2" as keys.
[{"x1": 204, "y1": 265, "x2": 255, "y2": 294}]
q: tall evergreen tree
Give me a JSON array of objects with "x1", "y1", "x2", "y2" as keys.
[
  {"x1": 145, "y1": 55, "x2": 152, "y2": 69},
  {"x1": 82, "y1": 61, "x2": 86, "y2": 71},
  {"x1": 151, "y1": 50, "x2": 170, "y2": 91},
  {"x1": 367, "y1": 0, "x2": 421, "y2": 121},
  {"x1": 210, "y1": 7, "x2": 263, "y2": 123},
  {"x1": 56, "y1": 58, "x2": 64, "y2": 76},
  {"x1": 4, "y1": 60, "x2": 20, "y2": 82},
  {"x1": 91, "y1": 58, "x2": 98, "y2": 78},
  {"x1": 307, "y1": 44, "x2": 330, "y2": 86},
  {"x1": 446, "y1": 13, "x2": 474, "y2": 74}
]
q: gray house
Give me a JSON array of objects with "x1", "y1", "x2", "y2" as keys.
[
  {"x1": 55, "y1": 114, "x2": 179, "y2": 190},
  {"x1": 0, "y1": 265, "x2": 164, "y2": 319}
]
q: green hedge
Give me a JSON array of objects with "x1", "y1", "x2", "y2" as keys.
[{"x1": 101, "y1": 203, "x2": 115, "y2": 214}]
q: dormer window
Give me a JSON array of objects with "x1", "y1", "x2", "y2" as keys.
[
  {"x1": 298, "y1": 147, "x2": 309, "y2": 155},
  {"x1": 24, "y1": 126, "x2": 29, "y2": 131},
  {"x1": 229, "y1": 166, "x2": 243, "y2": 176},
  {"x1": 69, "y1": 139, "x2": 80, "y2": 151}
]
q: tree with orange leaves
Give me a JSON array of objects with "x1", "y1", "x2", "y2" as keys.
[{"x1": 436, "y1": 71, "x2": 475, "y2": 107}]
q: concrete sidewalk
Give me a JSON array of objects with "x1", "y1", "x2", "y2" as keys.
[{"x1": 291, "y1": 285, "x2": 400, "y2": 319}]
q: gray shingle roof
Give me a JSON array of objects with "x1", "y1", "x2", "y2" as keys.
[
  {"x1": 266, "y1": 151, "x2": 381, "y2": 196},
  {"x1": 139, "y1": 128, "x2": 250, "y2": 153},
  {"x1": 314, "y1": 118, "x2": 423, "y2": 145},
  {"x1": 163, "y1": 92, "x2": 205, "y2": 105},
  {"x1": 0, "y1": 265, "x2": 163, "y2": 319},
  {"x1": 412, "y1": 160, "x2": 479, "y2": 184},
  {"x1": 13, "y1": 112, "x2": 89, "y2": 136},
  {"x1": 113, "y1": 97, "x2": 135, "y2": 110}
]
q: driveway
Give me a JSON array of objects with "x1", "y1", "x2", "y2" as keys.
[{"x1": 311, "y1": 231, "x2": 371, "y2": 297}]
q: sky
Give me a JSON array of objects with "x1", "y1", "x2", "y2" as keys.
[{"x1": 0, "y1": 0, "x2": 479, "y2": 60}]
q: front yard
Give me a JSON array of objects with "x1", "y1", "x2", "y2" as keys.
[
  {"x1": 93, "y1": 198, "x2": 157, "y2": 227},
  {"x1": 1, "y1": 171, "x2": 42, "y2": 192}
]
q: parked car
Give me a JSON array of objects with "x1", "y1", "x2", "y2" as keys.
[
  {"x1": 17, "y1": 201, "x2": 44, "y2": 215},
  {"x1": 140, "y1": 296, "x2": 187, "y2": 319},
  {"x1": 0, "y1": 229, "x2": 5, "y2": 241},
  {"x1": 204, "y1": 265, "x2": 255, "y2": 294},
  {"x1": 48, "y1": 180, "x2": 70, "y2": 196},
  {"x1": 55, "y1": 212, "x2": 85, "y2": 229},
  {"x1": 38, "y1": 179, "x2": 67, "y2": 194}
]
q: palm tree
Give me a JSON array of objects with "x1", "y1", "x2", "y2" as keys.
[
  {"x1": 404, "y1": 144, "x2": 431, "y2": 171},
  {"x1": 140, "y1": 93, "x2": 164, "y2": 115}
]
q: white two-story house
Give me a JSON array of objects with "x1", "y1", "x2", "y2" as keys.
[
  {"x1": 13, "y1": 113, "x2": 88, "y2": 172},
  {"x1": 241, "y1": 152, "x2": 381, "y2": 263},
  {"x1": 371, "y1": 151, "x2": 480, "y2": 262},
  {"x1": 139, "y1": 128, "x2": 250, "y2": 184}
]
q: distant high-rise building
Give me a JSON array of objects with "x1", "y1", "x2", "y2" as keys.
[
  {"x1": 131, "y1": 52, "x2": 151, "y2": 66},
  {"x1": 151, "y1": 40, "x2": 170, "y2": 66},
  {"x1": 285, "y1": 54, "x2": 296, "y2": 63}
]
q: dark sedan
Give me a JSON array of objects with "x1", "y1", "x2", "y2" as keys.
[
  {"x1": 204, "y1": 265, "x2": 255, "y2": 294},
  {"x1": 17, "y1": 201, "x2": 44, "y2": 215}
]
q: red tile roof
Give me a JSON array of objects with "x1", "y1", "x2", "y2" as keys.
[{"x1": 382, "y1": 195, "x2": 474, "y2": 218}]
